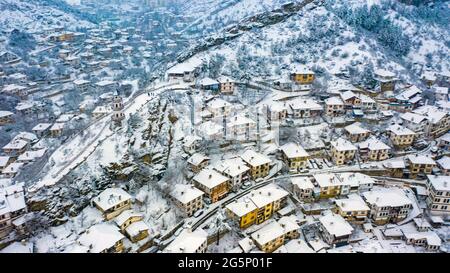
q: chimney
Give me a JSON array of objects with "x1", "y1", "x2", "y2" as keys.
[{"x1": 209, "y1": 174, "x2": 212, "y2": 179}]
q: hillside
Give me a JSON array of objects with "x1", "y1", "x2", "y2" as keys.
[{"x1": 174, "y1": 0, "x2": 449, "y2": 88}]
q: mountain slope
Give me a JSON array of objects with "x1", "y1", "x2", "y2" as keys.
[{"x1": 174, "y1": 0, "x2": 449, "y2": 87}]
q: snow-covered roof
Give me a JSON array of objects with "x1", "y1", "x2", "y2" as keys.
[
  {"x1": 32, "y1": 123, "x2": 52, "y2": 132},
  {"x1": 433, "y1": 86, "x2": 448, "y2": 95},
  {"x1": 280, "y1": 142, "x2": 309, "y2": 158},
  {"x1": 207, "y1": 98, "x2": 232, "y2": 109},
  {"x1": 92, "y1": 105, "x2": 112, "y2": 114},
  {"x1": 406, "y1": 154, "x2": 436, "y2": 165},
  {"x1": 319, "y1": 212, "x2": 354, "y2": 238},
  {"x1": 248, "y1": 184, "x2": 289, "y2": 208},
  {"x1": 197, "y1": 121, "x2": 223, "y2": 137},
  {"x1": 13, "y1": 132, "x2": 38, "y2": 143},
  {"x1": 17, "y1": 149, "x2": 46, "y2": 162},
  {"x1": 313, "y1": 173, "x2": 342, "y2": 188},
  {"x1": 193, "y1": 169, "x2": 229, "y2": 189},
  {"x1": 437, "y1": 157, "x2": 450, "y2": 170},
  {"x1": 217, "y1": 76, "x2": 234, "y2": 83},
  {"x1": 2, "y1": 139, "x2": 28, "y2": 150},
  {"x1": 0, "y1": 183, "x2": 26, "y2": 216},
  {"x1": 227, "y1": 184, "x2": 288, "y2": 216},
  {"x1": 95, "y1": 80, "x2": 116, "y2": 87},
  {"x1": 335, "y1": 197, "x2": 370, "y2": 212},
  {"x1": 93, "y1": 188, "x2": 131, "y2": 211},
  {"x1": 278, "y1": 215, "x2": 300, "y2": 234},
  {"x1": 404, "y1": 231, "x2": 441, "y2": 247},
  {"x1": 291, "y1": 177, "x2": 314, "y2": 190},
  {"x1": 164, "y1": 228, "x2": 208, "y2": 253},
  {"x1": 291, "y1": 64, "x2": 314, "y2": 75},
  {"x1": 331, "y1": 137, "x2": 357, "y2": 152},
  {"x1": 214, "y1": 157, "x2": 250, "y2": 177},
  {"x1": 187, "y1": 153, "x2": 209, "y2": 166},
  {"x1": 226, "y1": 197, "x2": 258, "y2": 217},
  {"x1": 77, "y1": 223, "x2": 124, "y2": 253},
  {"x1": 340, "y1": 90, "x2": 357, "y2": 101},
  {"x1": 0, "y1": 241, "x2": 33, "y2": 253},
  {"x1": 427, "y1": 175, "x2": 450, "y2": 192},
  {"x1": 400, "y1": 112, "x2": 428, "y2": 124},
  {"x1": 387, "y1": 125, "x2": 416, "y2": 136},
  {"x1": 280, "y1": 239, "x2": 314, "y2": 253},
  {"x1": 345, "y1": 122, "x2": 370, "y2": 135},
  {"x1": 374, "y1": 69, "x2": 396, "y2": 79},
  {"x1": 0, "y1": 111, "x2": 13, "y2": 118},
  {"x1": 171, "y1": 184, "x2": 204, "y2": 204},
  {"x1": 413, "y1": 218, "x2": 431, "y2": 229},
  {"x1": 289, "y1": 98, "x2": 322, "y2": 111},
  {"x1": 359, "y1": 137, "x2": 391, "y2": 151},
  {"x1": 228, "y1": 114, "x2": 256, "y2": 127},
  {"x1": 421, "y1": 71, "x2": 437, "y2": 81},
  {"x1": 2, "y1": 162, "x2": 23, "y2": 175},
  {"x1": 251, "y1": 221, "x2": 285, "y2": 246},
  {"x1": 50, "y1": 123, "x2": 64, "y2": 131},
  {"x1": 198, "y1": 77, "x2": 219, "y2": 86},
  {"x1": 0, "y1": 156, "x2": 10, "y2": 168},
  {"x1": 413, "y1": 106, "x2": 448, "y2": 124},
  {"x1": 362, "y1": 188, "x2": 412, "y2": 208},
  {"x1": 114, "y1": 210, "x2": 143, "y2": 227},
  {"x1": 125, "y1": 221, "x2": 149, "y2": 237},
  {"x1": 238, "y1": 237, "x2": 255, "y2": 253},
  {"x1": 2, "y1": 84, "x2": 27, "y2": 93},
  {"x1": 325, "y1": 96, "x2": 344, "y2": 105},
  {"x1": 336, "y1": 173, "x2": 375, "y2": 188},
  {"x1": 240, "y1": 149, "x2": 271, "y2": 167},
  {"x1": 73, "y1": 79, "x2": 90, "y2": 85}
]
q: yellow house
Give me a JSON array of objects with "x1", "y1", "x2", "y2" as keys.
[
  {"x1": 93, "y1": 188, "x2": 132, "y2": 220},
  {"x1": 240, "y1": 150, "x2": 271, "y2": 179},
  {"x1": 251, "y1": 221, "x2": 285, "y2": 253},
  {"x1": 313, "y1": 173, "x2": 348, "y2": 199},
  {"x1": 359, "y1": 137, "x2": 391, "y2": 162},
  {"x1": 334, "y1": 196, "x2": 370, "y2": 223},
  {"x1": 330, "y1": 138, "x2": 357, "y2": 165},
  {"x1": 225, "y1": 184, "x2": 288, "y2": 229},
  {"x1": 344, "y1": 123, "x2": 371, "y2": 143},
  {"x1": 387, "y1": 125, "x2": 416, "y2": 148},
  {"x1": 290, "y1": 65, "x2": 315, "y2": 84},
  {"x1": 280, "y1": 142, "x2": 309, "y2": 173},
  {"x1": 114, "y1": 210, "x2": 149, "y2": 243},
  {"x1": 406, "y1": 154, "x2": 436, "y2": 179}
]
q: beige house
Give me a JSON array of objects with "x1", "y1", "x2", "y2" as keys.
[
  {"x1": 344, "y1": 123, "x2": 370, "y2": 142},
  {"x1": 426, "y1": 175, "x2": 450, "y2": 216},
  {"x1": 93, "y1": 188, "x2": 132, "y2": 220},
  {"x1": 280, "y1": 142, "x2": 309, "y2": 173},
  {"x1": 330, "y1": 138, "x2": 357, "y2": 165},
  {"x1": 187, "y1": 153, "x2": 210, "y2": 173},
  {"x1": 324, "y1": 96, "x2": 345, "y2": 117},
  {"x1": 193, "y1": 169, "x2": 229, "y2": 203},
  {"x1": 240, "y1": 149, "x2": 271, "y2": 179},
  {"x1": 171, "y1": 184, "x2": 204, "y2": 216},
  {"x1": 362, "y1": 188, "x2": 413, "y2": 225},
  {"x1": 217, "y1": 76, "x2": 235, "y2": 94},
  {"x1": 291, "y1": 177, "x2": 315, "y2": 202},
  {"x1": 334, "y1": 195, "x2": 370, "y2": 223},
  {"x1": 114, "y1": 210, "x2": 149, "y2": 243},
  {"x1": 0, "y1": 183, "x2": 28, "y2": 239},
  {"x1": 387, "y1": 125, "x2": 416, "y2": 148},
  {"x1": 0, "y1": 111, "x2": 14, "y2": 125},
  {"x1": 358, "y1": 137, "x2": 391, "y2": 161},
  {"x1": 406, "y1": 154, "x2": 436, "y2": 179}
]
